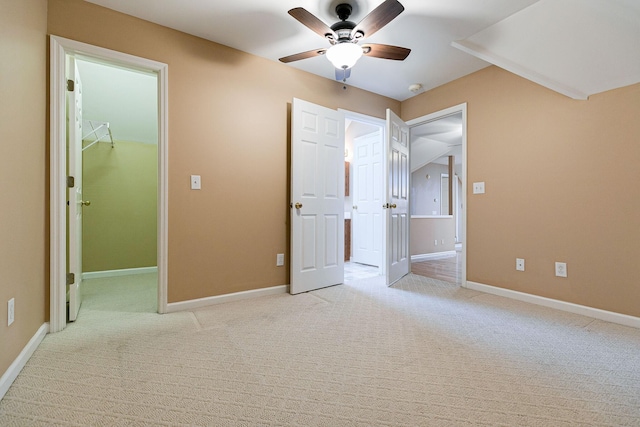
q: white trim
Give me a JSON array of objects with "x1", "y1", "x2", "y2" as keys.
[
  {"x1": 0, "y1": 323, "x2": 48, "y2": 401},
  {"x1": 165, "y1": 285, "x2": 289, "y2": 313},
  {"x1": 82, "y1": 267, "x2": 158, "y2": 280},
  {"x1": 465, "y1": 281, "x2": 640, "y2": 329},
  {"x1": 406, "y1": 103, "x2": 467, "y2": 287},
  {"x1": 49, "y1": 37, "x2": 67, "y2": 333},
  {"x1": 411, "y1": 251, "x2": 456, "y2": 262},
  {"x1": 49, "y1": 35, "x2": 169, "y2": 332},
  {"x1": 411, "y1": 215, "x2": 453, "y2": 219},
  {"x1": 338, "y1": 108, "x2": 386, "y2": 127},
  {"x1": 451, "y1": 40, "x2": 589, "y2": 100}
]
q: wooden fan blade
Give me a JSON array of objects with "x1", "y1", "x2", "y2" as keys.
[
  {"x1": 362, "y1": 44, "x2": 411, "y2": 60},
  {"x1": 279, "y1": 48, "x2": 327, "y2": 63},
  {"x1": 288, "y1": 8, "x2": 338, "y2": 41},
  {"x1": 351, "y1": 0, "x2": 404, "y2": 39}
]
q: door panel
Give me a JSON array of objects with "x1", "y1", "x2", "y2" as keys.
[
  {"x1": 291, "y1": 98, "x2": 345, "y2": 294},
  {"x1": 324, "y1": 215, "x2": 339, "y2": 267},
  {"x1": 386, "y1": 109, "x2": 410, "y2": 286},
  {"x1": 68, "y1": 57, "x2": 83, "y2": 321}
]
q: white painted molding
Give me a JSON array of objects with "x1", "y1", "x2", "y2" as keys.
[
  {"x1": 338, "y1": 108, "x2": 386, "y2": 127},
  {"x1": 0, "y1": 323, "x2": 48, "y2": 401},
  {"x1": 49, "y1": 36, "x2": 67, "y2": 333},
  {"x1": 166, "y1": 285, "x2": 289, "y2": 313},
  {"x1": 465, "y1": 281, "x2": 640, "y2": 329},
  {"x1": 411, "y1": 251, "x2": 456, "y2": 263},
  {"x1": 82, "y1": 267, "x2": 158, "y2": 280}
]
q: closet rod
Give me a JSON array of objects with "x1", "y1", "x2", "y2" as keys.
[{"x1": 82, "y1": 121, "x2": 114, "y2": 151}]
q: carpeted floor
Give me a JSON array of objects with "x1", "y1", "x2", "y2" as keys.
[{"x1": 1, "y1": 273, "x2": 639, "y2": 426}]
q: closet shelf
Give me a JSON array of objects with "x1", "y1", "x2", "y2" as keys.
[{"x1": 82, "y1": 120, "x2": 114, "y2": 151}]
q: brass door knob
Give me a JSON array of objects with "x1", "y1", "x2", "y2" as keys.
[
  {"x1": 390, "y1": 203, "x2": 397, "y2": 208},
  {"x1": 81, "y1": 200, "x2": 91, "y2": 206},
  {"x1": 294, "y1": 202, "x2": 303, "y2": 209}
]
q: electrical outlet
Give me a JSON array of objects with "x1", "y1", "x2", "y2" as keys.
[
  {"x1": 434, "y1": 240, "x2": 438, "y2": 246},
  {"x1": 516, "y1": 258, "x2": 525, "y2": 271},
  {"x1": 555, "y1": 262, "x2": 567, "y2": 278},
  {"x1": 276, "y1": 253, "x2": 285, "y2": 266},
  {"x1": 8, "y1": 298, "x2": 14, "y2": 326},
  {"x1": 473, "y1": 182, "x2": 485, "y2": 194}
]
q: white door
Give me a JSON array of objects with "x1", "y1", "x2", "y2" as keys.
[
  {"x1": 68, "y1": 58, "x2": 84, "y2": 321},
  {"x1": 352, "y1": 131, "x2": 383, "y2": 267},
  {"x1": 290, "y1": 98, "x2": 345, "y2": 294},
  {"x1": 385, "y1": 109, "x2": 410, "y2": 285}
]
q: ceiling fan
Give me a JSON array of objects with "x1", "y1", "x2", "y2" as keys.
[{"x1": 279, "y1": 0, "x2": 411, "y2": 82}]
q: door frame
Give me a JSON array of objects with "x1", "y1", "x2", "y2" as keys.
[
  {"x1": 340, "y1": 109, "x2": 386, "y2": 275},
  {"x1": 49, "y1": 35, "x2": 169, "y2": 332},
  {"x1": 407, "y1": 103, "x2": 467, "y2": 285}
]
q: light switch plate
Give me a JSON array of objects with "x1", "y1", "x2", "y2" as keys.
[
  {"x1": 473, "y1": 182, "x2": 485, "y2": 194},
  {"x1": 190, "y1": 175, "x2": 201, "y2": 190}
]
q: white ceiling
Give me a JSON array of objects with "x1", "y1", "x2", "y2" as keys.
[
  {"x1": 76, "y1": 58, "x2": 158, "y2": 144},
  {"x1": 454, "y1": 0, "x2": 640, "y2": 100},
  {"x1": 85, "y1": 0, "x2": 640, "y2": 101},
  {"x1": 85, "y1": 0, "x2": 537, "y2": 101},
  {"x1": 411, "y1": 113, "x2": 462, "y2": 172}
]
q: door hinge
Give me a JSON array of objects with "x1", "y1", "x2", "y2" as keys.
[
  {"x1": 67, "y1": 176, "x2": 75, "y2": 188},
  {"x1": 66, "y1": 273, "x2": 75, "y2": 285},
  {"x1": 67, "y1": 79, "x2": 74, "y2": 92}
]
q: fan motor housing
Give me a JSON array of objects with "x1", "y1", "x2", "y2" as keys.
[
  {"x1": 331, "y1": 20, "x2": 356, "y2": 32},
  {"x1": 335, "y1": 3, "x2": 352, "y2": 20},
  {"x1": 331, "y1": 3, "x2": 357, "y2": 40}
]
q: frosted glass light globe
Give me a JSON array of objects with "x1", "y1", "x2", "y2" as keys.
[{"x1": 326, "y1": 43, "x2": 363, "y2": 69}]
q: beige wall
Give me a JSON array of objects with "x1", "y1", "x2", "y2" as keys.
[
  {"x1": 48, "y1": 0, "x2": 400, "y2": 303},
  {"x1": 412, "y1": 162, "x2": 450, "y2": 215},
  {"x1": 0, "y1": 0, "x2": 48, "y2": 376},
  {"x1": 403, "y1": 66, "x2": 640, "y2": 317},
  {"x1": 83, "y1": 140, "x2": 157, "y2": 272}
]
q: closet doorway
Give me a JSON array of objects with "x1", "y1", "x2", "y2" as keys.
[
  {"x1": 50, "y1": 36, "x2": 169, "y2": 333},
  {"x1": 76, "y1": 58, "x2": 159, "y2": 314}
]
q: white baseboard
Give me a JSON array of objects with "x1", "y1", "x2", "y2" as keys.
[
  {"x1": 465, "y1": 281, "x2": 640, "y2": 329},
  {"x1": 166, "y1": 285, "x2": 289, "y2": 313},
  {"x1": 83, "y1": 266, "x2": 158, "y2": 280},
  {"x1": 411, "y1": 251, "x2": 456, "y2": 263},
  {"x1": 0, "y1": 323, "x2": 48, "y2": 401}
]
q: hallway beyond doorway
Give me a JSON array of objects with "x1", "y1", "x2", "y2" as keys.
[{"x1": 411, "y1": 252, "x2": 461, "y2": 284}]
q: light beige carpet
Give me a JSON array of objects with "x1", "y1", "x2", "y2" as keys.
[{"x1": 1, "y1": 273, "x2": 639, "y2": 426}]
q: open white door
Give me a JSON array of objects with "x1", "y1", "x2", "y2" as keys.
[
  {"x1": 352, "y1": 131, "x2": 383, "y2": 267},
  {"x1": 67, "y1": 57, "x2": 84, "y2": 321},
  {"x1": 290, "y1": 98, "x2": 345, "y2": 294},
  {"x1": 385, "y1": 109, "x2": 410, "y2": 286}
]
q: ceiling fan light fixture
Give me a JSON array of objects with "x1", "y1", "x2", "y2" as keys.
[{"x1": 326, "y1": 42, "x2": 363, "y2": 70}]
